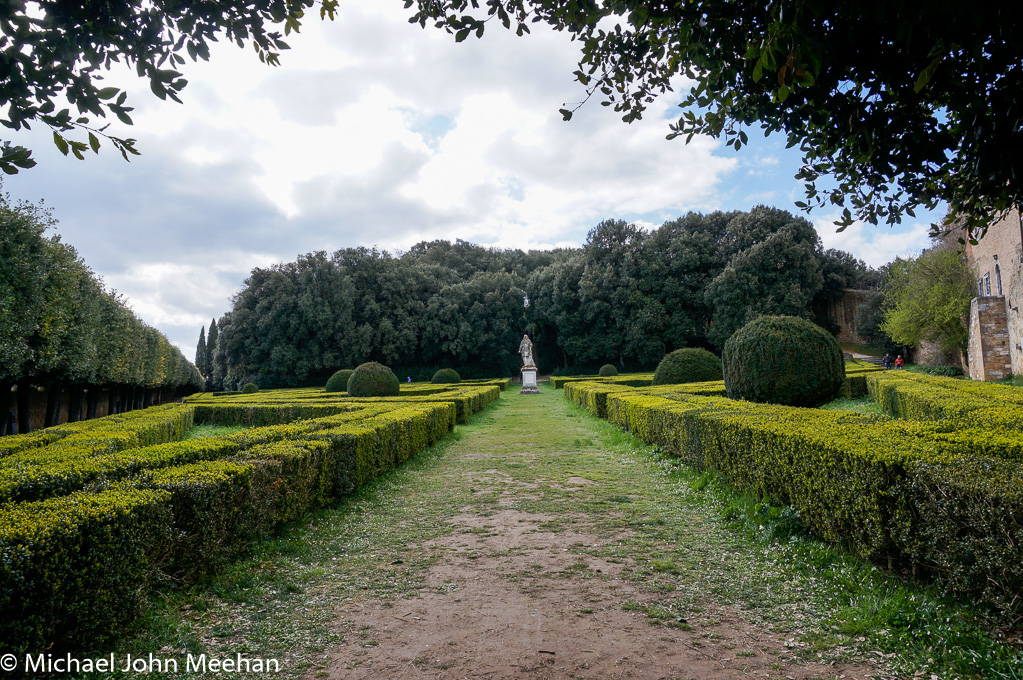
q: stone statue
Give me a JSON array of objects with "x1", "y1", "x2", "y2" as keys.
[{"x1": 519, "y1": 334, "x2": 535, "y2": 368}]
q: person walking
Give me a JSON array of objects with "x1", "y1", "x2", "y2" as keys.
[
  {"x1": 895, "y1": 355, "x2": 904, "y2": 369},
  {"x1": 882, "y1": 353, "x2": 893, "y2": 370}
]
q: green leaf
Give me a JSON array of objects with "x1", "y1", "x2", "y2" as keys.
[
  {"x1": 97, "y1": 87, "x2": 119, "y2": 100},
  {"x1": 559, "y1": 108, "x2": 573, "y2": 121},
  {"x1": 454, "y1": 28, "x2": 470, "y2": 42},
  {"x1": 52, "y1": 131, "x2": 69, "y2": 156},
  {"x1": 113, "y1": 107, "x2": 134, "y2": 126},
  {"x1": 88, "y1": 132, "x2": 100, "y2": 153}
]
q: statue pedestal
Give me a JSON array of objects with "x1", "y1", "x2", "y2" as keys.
[{"x1": 520, "y1": 366, "x2": 539, "y2": 394}]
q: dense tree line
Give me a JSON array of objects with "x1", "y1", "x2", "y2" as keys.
[
  {"x1": 0, "y1": 194, "x2": 204, "y2": 434},
  {"x1": 209, "y1": 206, "x2": 876, "y2": 389}
]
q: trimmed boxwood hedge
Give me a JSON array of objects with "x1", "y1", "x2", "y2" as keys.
[
  {"x1": 652, "y1": 348, "x2": 722, "y2": 385},
  {"x1": 325, "y1": 369, "x2": 354, "y2": 393},
  {"x1": 431, "y1": 368, "x2": 461, "y2": 384},
  {"x1": 723, "y1": 315, "x2": 844, "y2": 407},
  {"x1": 563, "y1": 374, "x2": 1023, "y2": 618},
  {"x1": 0, "y1": 380, "x2": 501, "y2": 657},
  {"x1": 0, "y1": 487, "x2": 174, "y2": 657},
  {"x1": 598, "y1": 364, "x2": 618, "y2": 377},
  {"x1": 347, "y1": 362, "x2": 400, "y2": 397}
]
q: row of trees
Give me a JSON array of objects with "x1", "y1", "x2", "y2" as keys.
[
  {"x1": 1, "y1": 193, "x2": 204, "y2": 434},
  {"x1": 205, "y1": 206, "x2": 878, "y2": 390}
]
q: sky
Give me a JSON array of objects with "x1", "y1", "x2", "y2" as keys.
[{"x1": 3, "y1": 3, "x2": 940, "y2": 358}]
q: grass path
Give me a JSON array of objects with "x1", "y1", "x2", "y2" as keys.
[{"x1": 111, "y1": 386, "x2": 1020, "y2": 679}]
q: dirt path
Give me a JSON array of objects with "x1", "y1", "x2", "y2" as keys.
[{"x1": 303, "y1": 386, "x2": 881, "y2": 680}]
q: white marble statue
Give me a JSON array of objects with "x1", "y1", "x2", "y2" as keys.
[{"x1": 519, "y1": 334, "x2": 535, "y2": 368}]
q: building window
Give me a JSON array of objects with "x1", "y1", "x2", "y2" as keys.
[
  {"x1": 979, "y1": 279, "x2": 985, "y2": 297},
  {"x1": 985, "y1": 273, "x2": 992, "y2": 296},
  {"x1": 996, "y1": 263, "x2": 1003, "y2": 295}
]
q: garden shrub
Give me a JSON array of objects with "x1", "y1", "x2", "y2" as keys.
[
  {"x1": 241, "y1": 382, "x2": 259, "y2": 394},
  {"x1": 599, "y1": 364, "x2": 618, "y2": 377},
  {"x1": 431, "y1": 368, "x2": 461, "y2": 384},
  {"x1": 723, "y1": 315, "x2": 844, "y2": 407},
  {"x1": 325, "y1": 369, "x2": 354, "y2": 393},
  {"x1": 347, "y1": 362, "x2": 401, "y2": 397},
  {"x1": 150, "y1": 460, "x2": 254, "y2": 582},
  {"x1": 653, "y1": 348, "x2": 723, "y2": 385},
  {"x1": 0, "y1": 487, "x2": 174, "y2": 657}
]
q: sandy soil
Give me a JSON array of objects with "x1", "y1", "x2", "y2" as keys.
[{"x1": 308, "y1": 485, "x2": 880, "y2": 680}]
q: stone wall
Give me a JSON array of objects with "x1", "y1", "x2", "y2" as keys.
[
  {"x1": 912, "y1": 340, "x2": 964, "y2": 370},
  {"x1": 825, "y1": 289, "x2": 873, "y2": 345},
  {"x1": 1006, "y1": 258, "x2": 1023, "y2": 376},
  {"x1": 967, "y1": 297, "x2": 1012, "y2": 380}
]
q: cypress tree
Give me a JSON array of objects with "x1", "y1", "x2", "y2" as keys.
[
  {"x1": 205, "y1": 319, "x2": 218, "y2": 383},
  {"x1": 195, "y1": 326, "x2": 207, "y2": 384}
]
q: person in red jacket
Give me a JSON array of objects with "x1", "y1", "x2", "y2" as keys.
[{"x1": 895, "y1": 355, "x2": 904, "y2": 369}]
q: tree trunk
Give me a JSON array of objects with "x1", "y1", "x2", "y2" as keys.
[
  {"x1": 108, "y1": 386, "x2": 118, "y2": 416},
  {"x1": 44, "y1": 385, "x2": 62, "y2": 428},
  {"x1": 86, "y1": 387, "x2": 99, "y2": 420},
  {"x1": 16, "y1": 381, "x2": 31, "y2": 434},
  {"x1": 68, "y1": 386, "x2": 83, "y2": 423},
  {"x1": 0, "y1": 382, "x2": 12, "y2": 436}
]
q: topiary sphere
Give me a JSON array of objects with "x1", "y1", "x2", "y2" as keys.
[
  {"x1": 431, "y1": 368, "x2": 461, "y2": 384},
  {"x1": 722, "y1": 315, "x2": 844, "y2": 407},
  {"x1": 325, "y1": 369, "x2": 354, "y2": 393},
  {"x1": 346, "y1": 362, "x2": 400, "y2": 397},
  {"x1": 241, "y1": 382, "x2": 259, "y2": 394},
  {"x1": 598, "y1": 364, "x2": 618, "y2": 377},
  {"x1": 652, "y1": 348, "x2": 723, "y2": 385}
]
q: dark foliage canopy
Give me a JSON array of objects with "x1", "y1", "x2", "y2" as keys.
[
  {"x1": 722, "y1": 315, "x2": 844, "y2": 407},
  {"x1": 208, "y1": 207, "x2": 874, "y2": 388}
]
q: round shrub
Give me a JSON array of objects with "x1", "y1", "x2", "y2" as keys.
[
  {"x1": 431, "y1": 368, "x2": 461, "y2": 384},
  {"x1": 652, "y1": 348, "x2": 723, "y2": 385},
  {"x1": 325, "y1": 369, "x2": 354, "y2": 393},
  {"x1": 722, "y1": 315, "x2": 844, "y2": 407},
  {"x1": 241, "y1": 382, "x2": 259, "y2": 394},
  {"x1": 346, "y1": 362, "x2": 400, "y2": 397},
  {"x1": 598, "y1": 364, "x2": 618, "y2": 377}
]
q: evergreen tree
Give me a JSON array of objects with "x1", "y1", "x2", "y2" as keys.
[
  {"x1": 205, "y1": 318, "x2": 218, "y2": 384},
  {"x1": 195, "y1": 326, "x2": 207, "y2": 387}
]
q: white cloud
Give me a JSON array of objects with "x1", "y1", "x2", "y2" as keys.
[{"x1": 813, "y1": 215, "x2": 932, "y2": 267}]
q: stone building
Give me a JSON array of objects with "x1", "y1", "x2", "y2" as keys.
[{"x1": 964, "y1": 208, "x2": 1023, "y2": 380}]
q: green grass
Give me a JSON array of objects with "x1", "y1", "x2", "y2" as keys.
[
  {"x1": 185, "y1": 424, "x2": 249, "y2": 439},
  {"x1": 89, "y1": 384, "x2": 1023, "y2": 680},
  {"x1": 819, "y1": 394, "x2": 889, "y2": 417}
]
